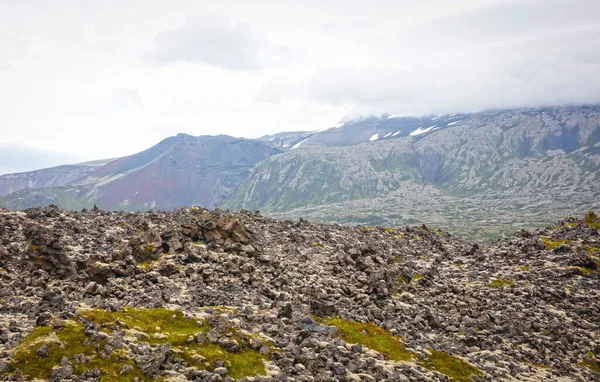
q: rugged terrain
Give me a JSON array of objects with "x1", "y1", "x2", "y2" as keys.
[
  {"x1": 0, "y1": 206, "x2": 599, "y2": 381},
  {"x1": 2, "y1": 105, "x2": 600, "y2": 240},
  {"x1": 227, "y1": 105, "x2": 600, "y2": 240}
]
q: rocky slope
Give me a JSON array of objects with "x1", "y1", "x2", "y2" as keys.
[
  {"x1": 0, "y1": 160, "x2": 116, "y2": 198},
  {"x1": 0, "y1": 135, "x2": 282, "y2": 212},
  {"x1": 226, "y1": 105, "x2": 600, "y2": 240},
  {"x1": 0, "y1": 206, "x2": 599, "y2": 381}
]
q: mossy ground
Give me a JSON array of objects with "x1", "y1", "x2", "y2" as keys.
[
  {"x1": 540, "y1": 237, "x2": 569, "y2": 250},
  {"x1": 418, "y1": 349, "x2": 483, "y2": 382},
  {"x1": 178, "y1": 342, "x2": 267, "y2": 379},
  {"x1": 321, "y1": 317, "x2": 412, "y2": 361},
  {"x1": 81, "y1": 307, "x2": 207, "y2": 346},
  {"x1": 4, "y1": 307, "x2": 267, "y2": 381},
  {"x1": 4, "y1": 320, "x2": 145, "y2": 381},
  {"x1": 584, "y1": 211, "x2": 600, "y2": 230},
  {"x1": 487, "y1": 279, "x2": 514, "y2": 288},
  {"x1": 322, "y1": 318, "x2": 483, "y2": 380},
  {"x1": 579, "y1": 359, "x2": 600, "y2": 374}
]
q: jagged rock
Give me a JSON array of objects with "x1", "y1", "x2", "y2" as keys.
[
  {"x1": 158, "y1": 260, "x2": 180, "y2": 277},
  {"x1": 50, "y1": 356, "x2": 73, "y2": 381},
  {"x1": 310, "y1": 300, "x2": 336, "y2": 317},
  {"x1": 35, "y1": 344, "x2": 49, "y2": 358},
  {"x1": 35, "y1": 311, "x2": 53, "y2": 327},
  {"x1": 132, "y1": 343, "x2": 172, "y2": 378}
]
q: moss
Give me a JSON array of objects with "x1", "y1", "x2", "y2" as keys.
[
  {"x1": 574, "y1": 266, "x2": 595, "y2": 275},
  {"x1": 80, "y1": 307, "x2": 207, "y2": 346},
  {"x1": 179, "y1": 342, "x2": 267, "y2": 379},
  {"x1": 579, "y1": 359, "x2": 600, "y2": 374},
  {"x1": 30, "y1": 244, "x2": 44, "y2": 252},
  {"x1": 321, "y1": 317, "x2": 412, "y2": 361},
  {"x1": 313, "y1": 242, "x2": 324, "y2": 248},
  {"x1": 412, "y1": 273, "x2": 424, "y2": 281},
  {"x1": 540, "y1": 237, "x2": 568, "y2": 250},
  {"x1": 4, "y1": 320, "x2": 146, "y2": 381},
  {"x1": 524, "y1": 362, "x2": 550, "y2": 369},
  {"x1": 517, "y1": 265, "x2": 531, "y2": 271},
  {"x1": 584, "y1": 211, "x2": 600, "y2": 229},
  {"x1": 487, "y1": 279, "x2": 514, "y2": 288},
  {"x1": 565, "y1": 223, "x2": 577, "y2": 228},
  {"x1": 136, "y1": 258, "x2": 160, "y2": 271},
  {"x1": 418, "y1": 349, "x2": 483, "y2": 382}
]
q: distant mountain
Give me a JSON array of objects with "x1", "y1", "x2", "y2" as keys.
[
  {"x1": 224, "y1": 105, "x2": 600, "y2": 240},
  {"x1": 258, "y1": 131, "x2": 314, "y2": 149},
  {"x1": 3, "y1": 105, "x2": 600, "y2": 240},
  {"x1": 0, "y1": 159, "x2": 116, "y2": 197},
  {"x1": 260, "y1": 113, "x2": 471, "y2": 149},
  {"x1": 0, "y1": 134, "x2": 282, "y2": 211}
]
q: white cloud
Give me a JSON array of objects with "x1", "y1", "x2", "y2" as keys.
[
  {"x1": 145, "y1": 13, "x2": 288, "y2": 71},
  {"x1": 113, "y1": 88, "x2": 143, "y2": 109},
  {"x1": 0, "y1": 0, "x2": 598, "y2": 167}
]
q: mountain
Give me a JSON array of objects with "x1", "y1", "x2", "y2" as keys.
[
  {"x1": 0, "y1": 159, "x2": 116, "y2": 197},
  {"x1": 260, "y1": 113, "x2": 471, "y2": 149},
  {"x1": 257, "y1": 130, "x2": 313, "y2": 149},
  {"x1": 0, "y1": 134, "x2": 282, "y2": 211},
  {"x1": 1, "y1": 206, "x2": 599, "y2": 380},
  {"x1": 225, "y1": 105, "x2": 600, "y2": 239}
]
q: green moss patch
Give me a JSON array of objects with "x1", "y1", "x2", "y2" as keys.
[
  {"x1": 4, "y1": 320, "x2": 145, "y2": 381},
  {"x1": 579, "y1": 359, "x2": 600, "y2": 374},
  {"x1": 3, "y1": 307, "x2": 268, "y2": 381},
  {"x1": 178, "y1": 342, "x2": 267, "y2": 379},
  {"x1": 81, "y1": 307, "x2": 207, "y2": 346},
  {"x1": 418, "y1": 349, "x2": 483, "y2": 382},
  {"x1": 584, "y1": 211, "x2": 600, "y2": 230},
  {"x1": 321, "y1": 318, "x2": 412, "y2": 361},
  {"x1": 487, "y1": 279, "x2": 514, "y2": 288},
  {"x1": 412, "y1": 273, "x2": 425, "y2": 281},
  {"x1": 540, "y1": 238, "x2": 569, "y2": 250}
]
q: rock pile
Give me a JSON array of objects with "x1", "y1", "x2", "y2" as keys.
[{"x1": 0, "y1": 206, "x2": 598, "y2": 381}]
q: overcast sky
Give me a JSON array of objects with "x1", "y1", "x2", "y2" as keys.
[{"x1": 1, "y1": 0, "x2": 600, "y2": 171}]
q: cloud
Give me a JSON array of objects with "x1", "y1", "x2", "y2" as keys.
[
  {"x1": 0, "y1": 144, "x2": 84, "y2": 175},
  {"x1": 145, "y1": 13, "x2": 288, "y2": 71},
  {"x1": 113, "y1": 88, "x2": 143, "y2": 109},
  {"x1": 259, "y1": 1, "x2": 600, "y2": 116}
]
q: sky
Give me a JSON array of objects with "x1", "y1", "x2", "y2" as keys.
[{"x1": 1, "y1": 0, "x2": 600, "y2": 173}]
